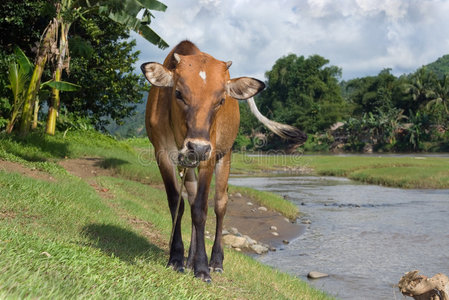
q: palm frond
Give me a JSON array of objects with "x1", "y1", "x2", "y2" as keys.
[{"x1": 13, "y1": 47, "x2": 33, "y2": 76}]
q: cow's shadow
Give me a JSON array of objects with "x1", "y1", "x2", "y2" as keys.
[
  {"x1": 96, "y1": 158, "x2": 129, "y2": 170},
  {"x1": 82, "y1": 223, "x2": 165, "y2": 264}
]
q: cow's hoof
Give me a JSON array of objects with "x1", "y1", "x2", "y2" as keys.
[
  {"x1": 209, "y1": 267, "x2": 223, "y2": 273},
  {"x1": 195, "y1": 271, "x2": 212, "y2": 283},
  {"x1": 168, "y1": 262, "x2": 185, "y2": 273}
]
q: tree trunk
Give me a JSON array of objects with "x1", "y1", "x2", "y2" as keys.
[
  {"x1": 19, "y1": 55, "x2": 47, "y2": 135},
  {"x1": 6, "y1": 111, "x2": 19, "y2": 134},
  {"x1": 18, "y1": 17, "x2": 57, "y2": 135},
  {"x1": 32, "y1": 96, "x2": 40, "y2": 130},
  {"x1": 46, "y1": 20, "x2": 70, "y2": 135}
]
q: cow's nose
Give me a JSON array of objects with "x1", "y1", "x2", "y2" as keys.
[{"x1": 187, "y1": 141, "x2": 211, "y2": 161}]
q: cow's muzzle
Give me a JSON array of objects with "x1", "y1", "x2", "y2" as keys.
[{"x1": 178, "y1": 140, "x2": 211, "y2": 168}]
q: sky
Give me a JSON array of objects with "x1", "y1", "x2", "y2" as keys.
[{"x1": 132, "y1": 0, "x2": 449, "y2": 81}]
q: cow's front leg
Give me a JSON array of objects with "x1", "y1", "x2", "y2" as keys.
[
  {"x1": 191, "y1": 162, "x2": 214, "y2": 282},
  {"x1": 209, "y1": 151, "x2": 231, "y2": 273},
  {"x1": 182, "y1": 168, "x2": 198, "y2": 270},
  {"x1": 156, "y1": 149, "x2": 185, "y2": 272}
]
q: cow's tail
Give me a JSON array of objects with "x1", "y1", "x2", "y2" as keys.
[{"x1": 246, "y1": 97, "x2": 307, "y2": 145}]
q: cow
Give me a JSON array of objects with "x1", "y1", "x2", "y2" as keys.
[{"x1": 141, "y1": 40, "x2": 306, "y2": 282}]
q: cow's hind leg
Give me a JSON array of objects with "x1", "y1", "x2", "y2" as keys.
[
  {"x1": 156, "y1": 149, "x2": 185, "y2": 272},
  {"x1": 209, "y1": 151, "x2": 231, "y2": 273}
]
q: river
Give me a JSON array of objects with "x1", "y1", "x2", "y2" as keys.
[{"x1": 228, "y1": 175, "x2": 449, "y2": 300}]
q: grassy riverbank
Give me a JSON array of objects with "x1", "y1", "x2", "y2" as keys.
[
  {"x1": 232, "y1": 153, "x2": 449, "y2": 189},
  {"x1": 0, "y1": 131, "x2": 327, "y2": 299}
]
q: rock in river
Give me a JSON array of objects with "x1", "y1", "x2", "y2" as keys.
[
  {"x1": 250, "y1": 244, "x2": 269, "y2": 255},
  {"x1": 223, "y1": 235, "x2": 248, "y2": 248},
  {"x1": 307, "y1": 271, "x2": 329, "y2": 279}
]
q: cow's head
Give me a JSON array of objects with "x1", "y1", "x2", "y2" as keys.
[{"x1": 141, "y1": 53, "x2": 264, "y2": 167}]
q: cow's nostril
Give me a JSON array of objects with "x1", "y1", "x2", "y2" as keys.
[
  {"x1": 187, "y1": 141, "x2": 195, "y2": 151},
  {"x1": 185, "y1": 142, "x2": 211, "y2": 161},
  {"x1": 204, "y1": 145, "x2": 211, "y2": 155}
]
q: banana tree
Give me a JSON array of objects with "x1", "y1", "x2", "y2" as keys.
[
  {"x1": 18, "y1": 0, "x2": 167, "y2": 136},
  {"x1": 6, "y1": 46, "x2": 79, "y2": 134},
  {"x1": 45, "y1": 0, "x2": 168, "y2": 135},
  {"x1": 5, "y1": 48, "x2": 33, "y2": 133},
  {"x1": 18, "y1": 18, "x2": 58, "y2": 135}
]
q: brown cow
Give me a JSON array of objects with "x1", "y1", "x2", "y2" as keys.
[{"x1": 141, "y1": 40, "x2": 306, "y2": 282}]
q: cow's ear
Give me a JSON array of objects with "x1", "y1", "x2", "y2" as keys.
[
  {"x1": 141, "y1": 62, "x2": 173, "y2": 87},
  {"x1": 226, "y1": 77, "x2": 265, "y2": 100}
]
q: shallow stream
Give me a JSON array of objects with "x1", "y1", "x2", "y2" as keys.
[{"x1": 228, "y1": 176, "x2": 449, "y2": 300}]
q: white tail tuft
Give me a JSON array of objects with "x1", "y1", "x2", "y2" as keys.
[{"x1": 246, "y1": 97, "x2": 307, "y2": 145}]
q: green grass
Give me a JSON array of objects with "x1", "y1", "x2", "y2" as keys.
[
  {"x1": 228, "y1": 186, "x2": 299, "y2": 220},
  {"x1": 231, "y1": 153, "x2": 449, "y2": 189},
  {"x1": 0, "y1": 130, "x2": 331, "y2": 298},
  {"x1": 0, "y1": 167, "x2": 330, "y2": 299},
  {"x1": 0, "y1": 132, "x2": 300, "y2": 216},
  {"x1": 0, "y1": 131, "x2": 161, "y2": 185}
]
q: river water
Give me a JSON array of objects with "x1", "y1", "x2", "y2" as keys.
[{"x1": 228, "y1": 176, "x2": 449, "y2": 300}]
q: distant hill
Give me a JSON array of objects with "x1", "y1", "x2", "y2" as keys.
[
  {"x1": 425, "y1": 54, "x2": 449, "y2": 78},
  {"x1": 106, "y1": 94, "x2": 147, "y2": 138}
]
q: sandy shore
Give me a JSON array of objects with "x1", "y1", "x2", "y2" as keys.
[{"x1": 223, "y1": 192, "x2": 305, "y2": 248}]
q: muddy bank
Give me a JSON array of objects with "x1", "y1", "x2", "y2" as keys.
[{"x1": 223, "y1": 193, "x2": 304, "y2": 248}]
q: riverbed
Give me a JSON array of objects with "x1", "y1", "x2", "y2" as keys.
[{"x1": 228, "y1": 176, "x2": 449, "y2": 300}]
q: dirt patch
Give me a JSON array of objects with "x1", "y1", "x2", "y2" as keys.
[
  {"x1": 0, "y1": 210, "x2": 17, "y2": 220},
  {"x1": 0, "y1": 160, "x2": 56, "y2": 182},
  {"x1": 223, "y1": 194, "x2": 304, "y2": 247},
  {"x1": 59, "y1": 157, "x2": 116, "y2": 183},
  {"x1": 127, "y1": 216, "x2": 167, "y2": 250}
]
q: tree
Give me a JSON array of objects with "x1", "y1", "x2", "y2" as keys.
[
  {"x1": 427, "y1": 74, "x2": 449, "y2": 114},
  {"x1": 402, "y1": 67, "x2": 437, "y2": 114},
  {"x1": 1, "y1": 0, "x2": 156, "y2": 134},
  {"x1": 0, "y1": 0, "x2": 53, "y2": 129},
  {"x1": 1, "y1": 0, "x2": 168, "y2": 135},
  {"x1": 60, "y1": 14, "x2": 148, "y2": 129},
  {"x1": 257, "y1": 54, "x2": 347, "y2": 134},
  {"x1": 5, "y1": 48, "x2": 33, "y2": 133},
  {"x1": 43, "y1": 0, "x2": 168, "y2": 135},
  {"x1": 346, "y1": 68, "x2": 397, "y2": 116}
]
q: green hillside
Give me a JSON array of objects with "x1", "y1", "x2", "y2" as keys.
[
  {"x1": 425, "y1": 54, "x2": 449, "y2": 77},
  {"x1": 106, "y1": 95, "x2": 147, "y2": 138}
]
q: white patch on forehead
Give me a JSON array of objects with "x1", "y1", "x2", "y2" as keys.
[{"x1": 199, "y1": 70, "x2": 207, "y2": 82}]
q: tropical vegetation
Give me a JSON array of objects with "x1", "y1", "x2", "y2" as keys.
[
  {"x1": 0, "y1": 0, "x2": 166, "y2": 136},
  {"x1": 236, "y1": 61, "x2": 449, "y2": 152}
]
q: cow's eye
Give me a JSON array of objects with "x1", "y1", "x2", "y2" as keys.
[
  {"x1": 175, "y1": 90, "x2": 187, "y2": 105},
  {"x1": 219, "y1": 98, "x2": 225, "y2": 106}
]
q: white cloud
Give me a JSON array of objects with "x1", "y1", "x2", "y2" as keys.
[{"x1": 133, "y1": 0, "x2": 449, "y2": 80}]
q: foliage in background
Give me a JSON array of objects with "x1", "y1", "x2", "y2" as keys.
[
  {"x1": 257, "y1": 54, "x2": 348, "y2": 134},
  {"x1": 427, "y1": 54, "x2": 449, "y2": 78},
  {"x1": 60, "y1": 13, "x2": 149, "y2": 130},
  {"x1": 0, "y1": 0, "x2": 166, "y2": 135},
  {"x1": 236, "y1": 56, "x2": 449, "y2": 152}
]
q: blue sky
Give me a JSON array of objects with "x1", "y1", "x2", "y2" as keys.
[{"x1": 132, "y1": 0, "x2": 449, "y2": 81}]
